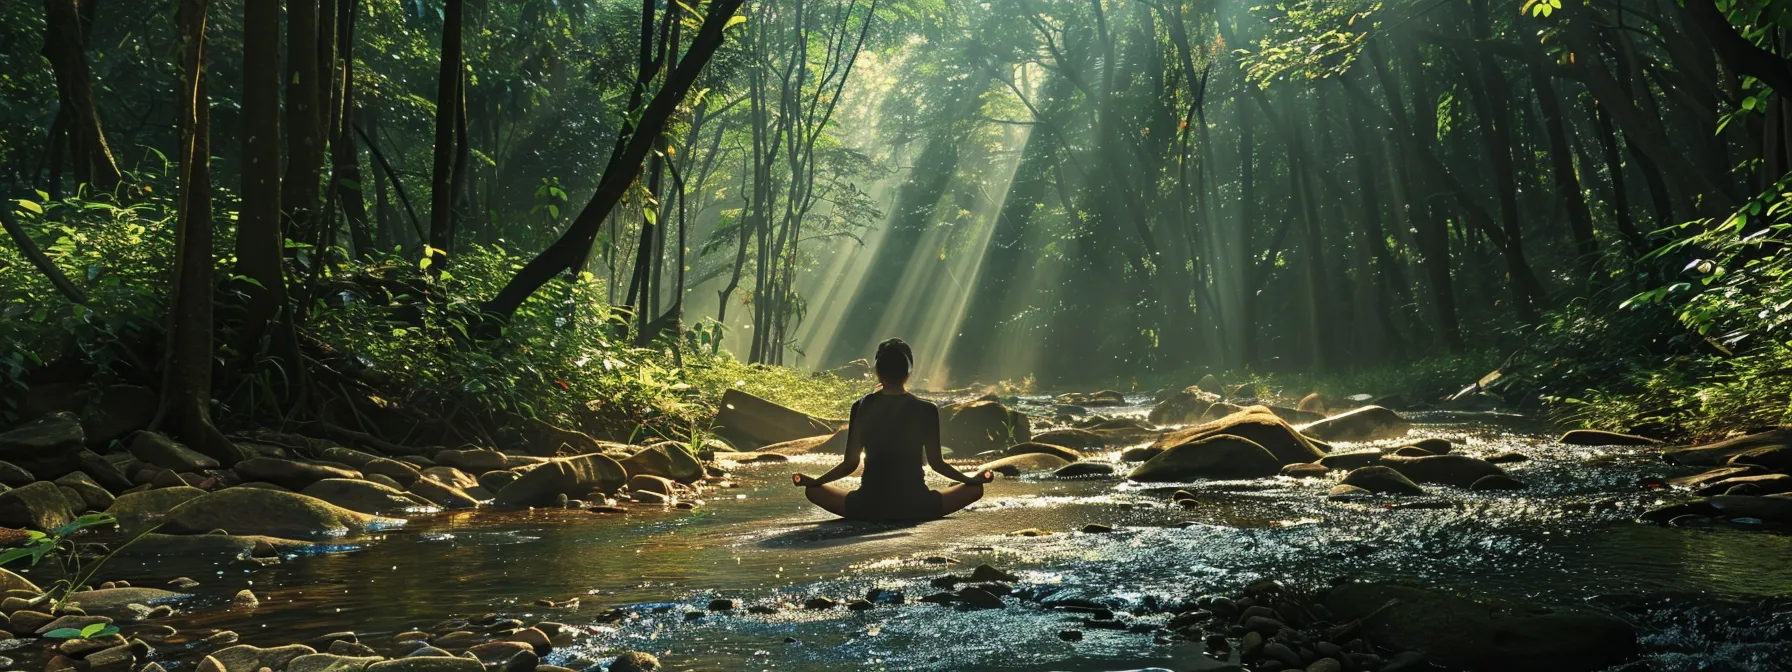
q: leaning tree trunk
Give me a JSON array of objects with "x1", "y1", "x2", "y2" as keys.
[
  {"x1": 41, "y1": 0, "x2": 122, "y2": 194},
  {"x1": 482, "y1": 0, "x2": 748, "y2": 324},
  {"x1": 156, "y1": 0, "x2": 250, "y2": 466}
]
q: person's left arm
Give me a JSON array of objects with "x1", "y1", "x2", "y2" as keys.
[
  {"x1": 925, "y1": 404, "x2": 990, "y2": 484},
  {"x1": 795, "y1": 403, "x2": 862, "y2": 486}
]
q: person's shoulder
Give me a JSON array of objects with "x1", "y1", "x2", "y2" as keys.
[{"x1": 911, "y1": 395, "x2": 939, "y2": 411}]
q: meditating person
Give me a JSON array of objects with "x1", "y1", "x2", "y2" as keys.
[{"x1": 793, "y1": 338, "x2": 992, "y2": 521}]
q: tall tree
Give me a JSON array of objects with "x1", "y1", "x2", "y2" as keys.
[
  {"x1": 155, "y1": 0, "x2": 249, "y2": 465},
  {"x1": 40, "y1": 0, "x2": 121, "y2": 194}
]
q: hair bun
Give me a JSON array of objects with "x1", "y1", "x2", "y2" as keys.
[{"x1": 873, "y1": 338, "x2": 912, "y2": 384}]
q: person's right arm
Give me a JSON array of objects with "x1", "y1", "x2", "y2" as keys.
[
  {"x1": 924, "y1": 404, "x2": 992, "y2": 484},
  {"x1": 795, "y1": 401, "x2": 861, "y2": 486}
]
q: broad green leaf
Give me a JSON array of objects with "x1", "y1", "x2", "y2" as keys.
[
  {"x1": 15, "y1": 199, "x2": 42, "y2": 214},
  {"x1": 724, "y1": 15, "x2": 747, "y2": 29},
  {"x1": 79, "y1": 622, "x2": 107, "y2": 638},
  {"x1": 41, "y1": 628, "x2": 83, "y2": 639}
]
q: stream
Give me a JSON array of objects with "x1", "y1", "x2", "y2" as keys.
[{"x1": 16, "y1": 396, "x2": 1792, "y2": 671}]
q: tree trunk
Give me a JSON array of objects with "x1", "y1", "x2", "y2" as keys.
[
  {"x1": 232, "y1": 0, "x2": 296, "y2": 375},
  {"x1": 1529, "y1": 57, "x2": 1597, "y2": 278},
  {"x1": 41, "y1": 0, "x2": 122, "y2": 194},
  {"x1": 426, "y1": 0, "x2": 464, "y2": 274},
  {"x1": 284, "y1": 0, "x2": 326, "y2": 249},
  {"x1": 157, "y1": 0, "x2": 249, "y2": 466}
]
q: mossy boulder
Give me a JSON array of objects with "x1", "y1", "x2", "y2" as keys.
[
  {"x1": 408, "y1": 478, "x2": 479, "y2": 509},
  {"x1": 164, "y1": 487, "x2": 400, "y2": 538},
  {"x1": 53, "y1": 471, "x2": 114, "y2": 511},
  {"x1": 1127, "y1": 435, "x2": 1284, "y2": 482},
  {"x1": 1662, "y1": 428, "x2": 1792, "y2": 466},
  {"x1": 0, "y1": 481, "x2": 77, "y2": 530},
  {"x1": 0, "y1": 412, "x2": 86, "y2": 481},
  {"x1": 300, "y1": 478, "x2": 431, "y2": 515},
  {"x1": 620, "y1": 442, "x2": 703, "y2": 483},
  {"x1": 1150, "y1": 407, "x2": 1326, "y2": 465},
  {"x1": 234, "y1": 458, "x2": 363, "y2": 491},
  {"x1": 106, "y1": 486, "x2": 207, "y2": 518},
  {"x1": 128, "y1": 431, "x2": 221, "y2": 472},
  {"x1": 492, "y1": 453, "x2": 627, "y2": 506}
]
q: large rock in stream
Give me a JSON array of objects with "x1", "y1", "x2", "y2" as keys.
[
  {"x1": 164, "y1": 487, "x2": 400, "y2": 538},
  {"x1": 977, "y1": 453, "x2": 1071, "y2": 476},
  {"x1": 761, "y1": 428, "x2": 848, "y2": 455},
  {"x1": 1380, "y1": 454, "x2": 1507, "y2": 488},
  {"x1": 620, "y1": 442, "x2": 704, "y2": 483},
  {"x1": 1128, "y1": 435, "x2": 1283, "y2": 482},
  {"x1": 234, "y1": 458, "x2": 363, "y2": 491},
  {"x1": 1325, "y1": 582, "x2": 1638, "y2": 672},
  {"x1": 492, "y1": 453, "x2": 627, "y2": 506},
  {"x1": 1295, "y1": 405, "x2": 1411, "y2": 442},
  {"x1": 106, "y1": 486, "x2": 207, "y2": 518},
  {"x1": 1032, "y1": 426, "x2": 1159, "y2": 450},
  {"x1": 301, "y1": 478, "x2": 433, "y2": 514},
  {"x1": 940, "y1": 400, "x2": 1030, "y2": 454},
  {"x1": 129, "y1": 430, "x2": 222, "y2": 471},
  {"x1": 1559, "y1": 429, "x2": 1660, "y2": 446},
  {"x1": 1148, "y1": 407, "x2": 1327, "y2": 465},
  {"x1": 711, "y1": 389, "x2": 839, "y2": 451}
]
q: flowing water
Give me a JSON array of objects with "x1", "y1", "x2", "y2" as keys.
[{"x1": 18, "y1": 397, "x2": 1792, "y2": 671}]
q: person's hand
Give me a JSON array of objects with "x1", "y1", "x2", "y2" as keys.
[
  {"x1": 967, "y1": 470, "x2": 996, "y2": 485},
  {"x1": 793, "y1": 473, "x2": 818, "y2": 487}
]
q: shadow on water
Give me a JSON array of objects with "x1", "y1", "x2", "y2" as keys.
[
  {"x1": 18, "y1": 395, "x2": 1792, "y2": 671},
  {"x1": 756, "y1": 520, "x2": 928, "y2": 549}
]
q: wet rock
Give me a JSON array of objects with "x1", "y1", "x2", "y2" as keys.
[
  {"x1": 467, "y1": 642, "x2": 531, "y2": 664},
  {"x1": 1128, "y1": 435, "x2": 1284, "y2": 482},
  {"x1": 1296, "y1": 406, "x2": 1411, "y2": 442},
  {"x1": 1280, "y1": 463, "x2": 1329, "y2": 479},
  {"x1": 1340, "y1": 466, "x2": 1426, "y2": 496},
  {"x1": 1263, "y1": 641, "x2": 1302, "y2": 667},
  {"x1": 707, "y1": 598, "x2": 736, "y2": 611},
  {"x1": 164, "y1": 487, "x2": 400, "y2": 538},
  {"x1": 208, "y1": 644, "x2": 317, "y2": 672},
  {"x1": 477, "y1": 470, "x2": 520, "y2": 493},
  {"x1": 606, "y1": 652, "x2": 661, "y2": 672},
  {"x1": 1006, "y1": 528, "x2": 1051, "y2": 536},
  {"x1": 127, "y1": 432, "x2": 220, "y2": 472},
  {"x1": 65, "y1": 587, "x2": 184, "y2": 614},
  {"x1": 492, "y1": 453, "x2": 627, "y2": 506},
  {"x1": 1668, "y1": 514, "x2": 1714, "y2": 528},
  {"x1": 1485, "y1": 452, "x2": 1530, "y2": 464},
  {"x1": 53, "y1": 471, "x2": 114, "y2": 511},
  {"x1": 35, "y1": 614, "x2": 111, "y2": 635},
  {"x1": 367, "y1": 658, "x2": 483, "y2": 672},
  {"x1": 1053, "y1": 462, "x2": 1114, "y2": 478},
  {"x1": 1057, "y1": 629, "x2": 1083, "y2": 642},
  {"x1": 941, "y1": 400, "x2": 1032, "y2": 454},
  {"x1": 234, "y1": 458, "x2": 362, "y2": 491},
  {"x1": 620, "y1": 443, "x2": 704, "y2": 484},
  {"x1": 957, "y1": 587, "x2": 1005, "y2": 609},
  {"x1": 1005, "y1": 442, "x2": 1082, "y2": 461},
  {"x1": 1120, "y1": 447, "x2": 1162, "y2": 462},
  {"x1": 711, "y1": 389, "x2": 838, "y2": 451},
  {"x1": 1296, "y1": 393, "x2": 1327, "y2": 414},
  {"x1": 1560, "y1": 429, "x2": 1659, "y2": 446},
  {"x1": 1317, "y1": 451, "x2": 1381, "y2": 470},
  {"x1": 288, "y1": 654, "x2": 382, "y2": 672},
  {"x1": 978, "y1": 453, "x2": 1071, "y2": 476},
  {"x1": 1380, "y1": 454, "x2": 1507, "y2": 488},
  {"x1": 1149, "y1": 387, "x2": 1221, "y2": 425},
  {"x1": 85, "y1": 643, "x2": 135, "y2": 668},
  {"x1": 1032, "y1": 427, "x2": 1159, "y2": 449},
  {"x1": 1662, "y1": 428, "x2": 1792, "y2": 466},
  {"x1": 231, "y1": 590, "x2": 258, "y2": 607},
  {"x1": 433, "y1": 449, "x2": 509, "y2": 474},
  {"x1": 361, "y1": 459, "x2": 423, "y2": 487},
  {"x1": 0, "y1": 413, "x2": 86, "y2": 480},
  {"x1": 0, "y1": 460, "x2": 34, "y2": 487},
  {"x1": 802, "y1": 597, "x2": 836, "y2": 610},
  {"x1": 1, "y1": 567, "x2": 41, "y2": 595},
  {"x1": 1150, "y1": 407, "x2": 1327, "y2": 465},
  {"x1": 1325, "y1": 582, "x2": 1638, "y2": 671},
  {"x1": 1305, "y1": 658, "x2": 1342, "y2": 672},
  {"x1": 408, "y1": 478, "x2": 479, "y2": 509},
  {"x1": 419, "y1": 466, "x2": 478, "y2": 490},
  {"x1": 1470, "y1": 475, "x2": 1529, "y2": 491},
  {"x1": 0, "y1": 481, "x2": 76, "y2": 530},
  {"x1": 1081, "y1": 523, "x2": 1115, "y2": 533},
  {"x1": 301, "y1": 479, "x2": 429, "y2": 515},
  {"x1": 1400, "y1": 438, "x2": 1455, "y2": 455},
  {"x1": 628, "y1": 474, "x2": 678, "y2": 497}
]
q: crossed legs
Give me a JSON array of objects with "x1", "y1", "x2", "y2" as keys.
[{"x1": 805, "y1": 482, "x2": 985, "y2": 519}]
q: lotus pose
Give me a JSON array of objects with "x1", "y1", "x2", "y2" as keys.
[{"x1": 794, "y1": 338, "x2": 992, "y2": 521}]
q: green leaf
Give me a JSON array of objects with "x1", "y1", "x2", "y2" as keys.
[
  {"x1": 79, "y1": 622, "x2": 107, "y2": 638},
  {"x1": 15, "y1": 199, "x2": 42, "y2": 214},
  {"x1": 0, "y1": 546, "x2": 40, "y2": 566},
  {"x1": 547, "y1": 204, "x2": 560, "y2": 218},
  {"x1": 41, "y1": 628, "x2": 83, "y2": 640},
  {"x1": 1743, "y1": 96, "x2": 1759, "y2": 111},
  {"x1": 724, "y1": 15, "x2": 747, "y2": 29}
]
